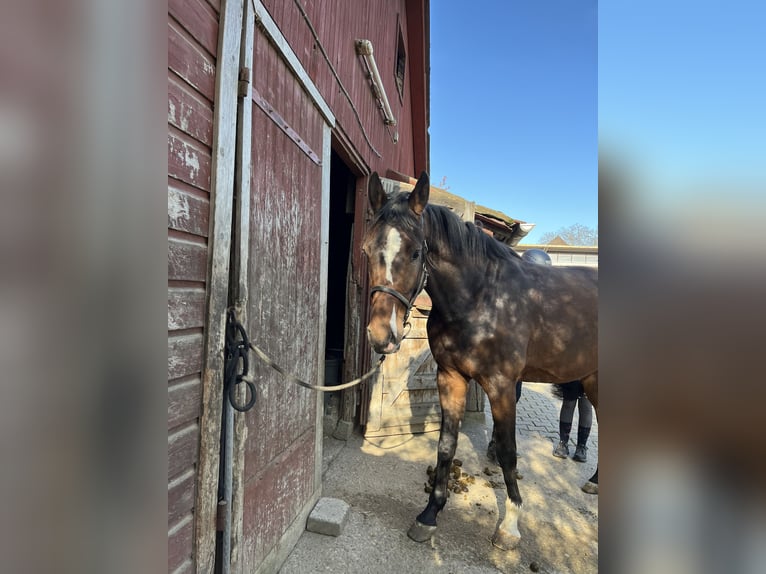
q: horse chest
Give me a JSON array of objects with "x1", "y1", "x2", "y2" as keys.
[{"x1": 427, "y1": 310, "x2": 506, "y2": 365}]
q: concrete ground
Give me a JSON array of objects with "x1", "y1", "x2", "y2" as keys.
[{"x1": 280, "y1": 383, "x2": 598, "y2": 574}]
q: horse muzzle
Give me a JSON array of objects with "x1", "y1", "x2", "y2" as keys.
[{"x1": 366, "y1": 325, "x2": 401, "y2": 355}]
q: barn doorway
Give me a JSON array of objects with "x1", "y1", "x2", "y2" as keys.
[{"x1": 323, "y1": 149, "x2": 356, "y2": 436}]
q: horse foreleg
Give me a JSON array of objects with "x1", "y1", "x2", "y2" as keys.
[
  {"x1": 407, "y1": 367, "x2": 468, "y2": 543},
  {"x1": 487, "y1": 388, "x2": 523, "y2": 550},
  {"x1": 581, "y1": 372, "x2": 599, "y2": 494}
]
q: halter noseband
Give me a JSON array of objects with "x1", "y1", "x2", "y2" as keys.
[{"x1": 369, "y1": 241, "x2": 429, "y2": 327}]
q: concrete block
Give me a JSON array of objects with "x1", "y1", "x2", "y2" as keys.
[
  {"x1": 332, "y1": 419, "x2": 353, "y2": 441},
  {"x1": 306, "y1": 497, "x2": 350, "y2": 537}
]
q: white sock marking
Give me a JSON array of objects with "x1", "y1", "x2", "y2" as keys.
[{"x1": 500, "y1": 498, "x2": 522, "y2": 538}]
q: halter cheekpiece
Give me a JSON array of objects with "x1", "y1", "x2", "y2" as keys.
[{"x1": 369, "y1": 240, "x2": 429, "y2": 326}]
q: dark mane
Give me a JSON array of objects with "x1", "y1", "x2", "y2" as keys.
[
  {"x1": 423, "y1": 204, "x2": 519, "y2": 264},
  {"x1": 373, "y1": 192, "x2": 520, "y2": 265}
]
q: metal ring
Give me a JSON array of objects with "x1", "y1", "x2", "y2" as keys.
[{"x1": 229, "y1": 377, "x2": 256, "y2": 412}]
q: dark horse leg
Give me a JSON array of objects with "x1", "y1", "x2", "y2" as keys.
[
  {"x1": 581, "y1": 372, "x2": 599, "y2": 494},
  {"x1": 407, "y1": 367, "x2": 468, "y2": 542},
  {"x1": 487, "y1": 380, "x2": 522, "y2": 463},
  {"x1": 485, "y1": 381, "x2": 523, "y2": 550}
]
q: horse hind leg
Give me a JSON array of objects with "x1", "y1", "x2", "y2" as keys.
[
  {"x1": 486, "y1": 387, "x2": 523, "y2": 550},
  {"x1": 581, "y1": 372, "x2": 599, "y2": 494},
  {"x1": 408, "y1": 368, "x2": 468, "y2": 543}
]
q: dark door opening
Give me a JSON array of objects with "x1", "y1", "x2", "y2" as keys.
[{"x1": 323, "y1": 150, "x2": 356, "y2": 435}]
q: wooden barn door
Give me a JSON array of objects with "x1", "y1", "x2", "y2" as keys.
[{"x1": 225, "y1": 3, "x2": 336, "y2": 574}]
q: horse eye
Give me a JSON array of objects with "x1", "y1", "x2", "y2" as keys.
[{"x1": 412, "y1": 250, "x2": 421, "y2": 261}]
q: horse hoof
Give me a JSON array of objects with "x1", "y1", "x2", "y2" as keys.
[
  {"x1": 581, "y1": 481, "x2": 598, "y2": 495},
  {"x1": 492, "y1": 529, "x2": 521, "y2": 551},
  {"x1": 407, "y1": 521, "x2": 437, "y2": 542}
]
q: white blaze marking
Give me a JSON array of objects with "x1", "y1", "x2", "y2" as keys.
[
  {"x1": 383, "y1": 228, "x2": 402, "y2": 284},
  {"x1": 389, "y1": 307, "x2": 398, "y2": 340}
]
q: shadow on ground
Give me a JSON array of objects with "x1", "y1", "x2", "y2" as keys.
[{"x1": 280, "y1": 383, "x2": 598, "y2": 574}]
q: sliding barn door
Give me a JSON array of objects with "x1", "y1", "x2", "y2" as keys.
[{"x1": 227, "y1": 3, "x2": 335, "y2": 573}]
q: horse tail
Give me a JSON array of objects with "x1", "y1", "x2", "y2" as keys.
[{"x1": 551, "y1": 380, "x2": 584, "y2": 401}]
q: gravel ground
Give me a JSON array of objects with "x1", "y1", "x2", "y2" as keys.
[{"x1": 280, "y1": 382, "x2": 598, "y2": 574}]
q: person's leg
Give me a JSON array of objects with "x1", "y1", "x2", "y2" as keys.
[
  {"x1": 553, "y1": 398, "x2": 576, "y2": 458},
  {"x1": 573, "y1": 396, "x2": 593, "y2": 462},
  {"x1": 515, "y1": 380, "x2": 522, "y2": 403}
]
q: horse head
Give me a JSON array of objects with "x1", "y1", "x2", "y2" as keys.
[{"x1": 362, "y1": 171, "x2": 430, "y2": 354}]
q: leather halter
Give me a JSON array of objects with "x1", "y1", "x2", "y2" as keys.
[{"x1": 369, "y1": 241, "x2": 429, "y2": 327}]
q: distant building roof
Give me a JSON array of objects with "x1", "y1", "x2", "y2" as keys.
[{"x1": 547, "y1": 235, "x2": 569, "y2": 246}]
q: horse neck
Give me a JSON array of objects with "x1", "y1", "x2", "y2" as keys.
[{"x1": 421, "y1": 218, "x2": 494, "y2": 317}]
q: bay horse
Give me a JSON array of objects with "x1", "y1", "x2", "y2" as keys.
[{"x1": 362, "y1": 171, "x2": 598, "y2": 549}]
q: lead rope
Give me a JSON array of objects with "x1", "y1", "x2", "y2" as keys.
[
  {"x1": 226, "y1": 308, "x2": 383, "y2": 395},
  {"x1": 247, "y1": 342, "x2": 384, "y2": 391}
]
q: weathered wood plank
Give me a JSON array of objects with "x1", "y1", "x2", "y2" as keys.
[
  {"x1": 169, "y1": 514, "x2": 194, "y2": 574},
  {"x1": 242, "y1": 430, "x2": 315, "y2": 569},
  {"x1": 168, "y1": 185, "x2": 210, "y2": 237},
  {"x1": 168, "y1": 333, "x2": 204, "y2": 380},
  {"x1": 251, "y1": 0, "x2": 334, "y2": 126},
  {"x1": 168, "y1": 376, "x2": 203, "y2": 429},
  {"x1": 194, "y1": 0, "x2": 243, "y2": 571},
  {"x1": 168, "y1": 237, "x2": 208, "y2": 282},
  {"x1": 168, "y1": 131, "x2": 213, "y2": 192},
  {"x1": 229, "y1": 1, "x2": 255, "y2": 571},
  {"x1": 172, "y1": 558, "x2": 193, "y2": 574},
  {"x1": 168, "y1": 78, "x2": 214, "y2": 146},
  {"x1": 168, "y1": 469, "x2": 197, "y2": 528},
  {"x1": 171, "y1": 558, "x2": 193, "y2": 574},
  {"x1": 391, "y1": 388, "x2": 441, "y2": 407},
  {"x1": 168, "y1": 423, "x2": 200, "y2": 480},
  {"x1": 169, "y1": 0, "x2": 219, "y2": 57},
  {"x1": 168, "y1": 288, "x2": 207, "y2": 330},
  {"x1": 168, "y1": 19, "x2": 216, "y2": 101}
]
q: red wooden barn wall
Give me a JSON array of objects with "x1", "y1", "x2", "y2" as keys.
[
  {"x1": 166, "y1": 0, "x2": 429, "y2": 572},
  {"x1": 167, "y1": 0, "x2": 220, "y2": 572},
  {"x1": 263, "y1": 0, "x2": 427, "y2": 176}
]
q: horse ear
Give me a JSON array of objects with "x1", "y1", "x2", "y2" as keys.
[
  {"x1": 368, "y1": 172, "x2": 387, "y2": 214},
  {"x1": 409, "y1": 171, "x2": 430, "y2": 216}
]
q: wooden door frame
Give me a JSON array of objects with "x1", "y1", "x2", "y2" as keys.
[{"x1": 193, "y1": 0, "x2": 244, "y2": 571}]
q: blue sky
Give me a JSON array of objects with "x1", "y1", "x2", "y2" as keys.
[{"x1": 429, "y1": 1, "x2": 598, "y2": 244}]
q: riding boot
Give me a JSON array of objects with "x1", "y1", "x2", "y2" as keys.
[
  {"x1": 552, "y1": 422, "x2": 572, "y2": 458},
  {"x1": 573, "y1": 425, "x2": 591, "y2": 462}
]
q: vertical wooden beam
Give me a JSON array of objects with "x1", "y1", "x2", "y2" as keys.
[
  {"x1": 353, "y1": 175, "x2": 374, "y2": 426},
  {"x1": 228, "y1": 0, "x2": 253, "y2": 571},
  {"x1": 315, "y1": 122, "x2": 333, "y2": 485},
  {"x1": 194, "y1": 0, "x2": 244, "y2": 572}
]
